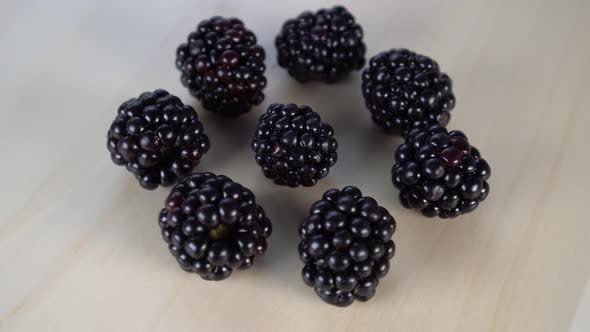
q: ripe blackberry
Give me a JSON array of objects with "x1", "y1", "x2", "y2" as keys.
[
  {"x1": 252, "y1": 103, "x2": 338, "y2": 187},
  {"x1": 361, "y1": 49, "x2": 456, "y2": 136},
  {"x1": 298, "y1": 186, "x2": 396, "y2": 307},
  {"x1": 158, "y1": 172, "x2": 272, "y2": 280},
  {"x1": 392, "y1": 126, "x2": 491, "y2": 218},
  {"x1": 107, "y1": 89, "x2": 209, "y2": 190},
  {"x1": 176, "y1": 17, "x2": 266, "y2": 116},
  {"x1": 275, "y1": 5, "x2": 366, "y2": 83}
]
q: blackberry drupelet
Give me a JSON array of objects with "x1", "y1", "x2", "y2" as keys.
[
  {"x1": 275, "y1": 5, "x2": 366, "y2": 83},
  {"x1": 176, "y1": 16, "x2": 266, "y2": 116},
  {"x1": 298, "y1": 186, "x2": 396, "y2": 307},
  {"x1": 252, "y1": 103, "x2": 338, "y2": 187},
  {"x1": 362, "y1": 49, "x2": 456, "y2": 136},
  {"x1": 392, "y1": 126, "x2": 491, "y2": 218},
  {"x1": 158, "y1": 172, "x2": 272, "y2": 280},
  {"x1": 107, "y1": 89, "x2": 209, "y2": 190}
]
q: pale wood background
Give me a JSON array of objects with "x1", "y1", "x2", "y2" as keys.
[{"x1": 1, "y1": 0, "x2": 589, "y2": 331}]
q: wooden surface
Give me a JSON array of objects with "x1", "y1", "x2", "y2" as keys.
[{"x1": 1, "y1": 0, "x2": 589, "y2": 331}]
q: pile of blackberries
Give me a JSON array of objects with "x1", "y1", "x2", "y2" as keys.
[{"x1": 105, "y1": 5, "x2": 491, "y2": 307}]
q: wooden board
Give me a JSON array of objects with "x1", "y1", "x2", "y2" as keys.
[{"x1": 1, "y1": 0, "x2": 589, "y2": 331}]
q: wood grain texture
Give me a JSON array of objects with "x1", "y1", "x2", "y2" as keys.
[{"x1": 1, "y1": 0, "x2": 589, "y2": 331}]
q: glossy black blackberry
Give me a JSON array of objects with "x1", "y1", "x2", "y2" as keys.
[
  {"x1": 158, "y1": 173, "x2": 272, "y2": 280},
  {"x1": 252, "y1": 103, "x2": 337, "y2": 187},
  {"x1": 176, "y1": 17, "x2": 266, "y2": 116},
  {"x1": 107, "y1": 90, "x2": 209, "y2": 190},
  {"x1": 362, "y1": 49, "x2": 456, "y2": 136},
  {"x1": 299, "y1": 186, "x2": 396, "y2": 307},
  {"x1": 392, "y1": 126, "x2": 491, "y2": 218},
  {"x1": 275, "y1": 5, "x2": 366, "y2": 83}
]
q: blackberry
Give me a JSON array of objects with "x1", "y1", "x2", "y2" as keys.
[
  {"x1": 361, "y1": 49, "x2": 456, "y2": 136},
  {"x1": 392, "y1": 126, "x2": 491, "y2": 218},
  {"x1": 252, "y1": 103, "x2": 338, "y2": 187},
  {"x1": 298, "y1": 186, "x2": 396, "y2": 307},
  {"x1": 176, "y1": 17, "x2": 266, "y2": 116},
  {"x1": 158, "y1": 172, "x2": 272, "y2": 280},
  {"x1": 275, "y1": 5, "x2": 366, "y2": 83},
  {"x1": 107, "y1": 89, "x2": 209, "y2": 190}
]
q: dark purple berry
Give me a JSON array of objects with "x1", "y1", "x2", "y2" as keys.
[
  {"x1": 392, "y1": 126, "x2": 491, "y2": 218},
  {"x1": 450, "y1": 135, "x2": 471, "y2": 154},
  {"x1": 176, "y1": 17, "x2": 266, "y2": 115},
  {"x1": 158, "y1": 173, "x2": 272, "y2": 281},
  {"x1": 275, "y1": 6, "x2": 366, "y2": 83},
  {"x1": 441, "y1": 147, "x2": 462, "y2": 166},
  {"x1": 107, "y1": 90, "x2": 209, "y2": 189},
  {"x1": 362, "y1": 49, "x2": 455, "y2": 136},
  {"x1": 252, "y1": 103, "x2": 338, "y2": 187},
  {"x1": 299, "y1": 186, "x2": 396, "y2": 307}
]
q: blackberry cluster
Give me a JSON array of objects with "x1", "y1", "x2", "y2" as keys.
[
  {"x1": 176, "y1": 17, "x2": 266, "y2": 116},
  {"x1": 362, "y1": 49, "x2": 456, "y2": 136},
  {"x1": 107, "y1": 89, "x2": 209, "y2": 190},
  {"x1": 252, "y1": 103, "x2": 338, "y2": 187},
  {"x1": 392, "y1": 126, "x2": 491, "y2": 218},
  {"x1": 275, "y1": 6, "x2": 366, "y2": 83},
  {"x1": 299, "y1": 187, "x2": 396, "y2": 307},
  {"x1": 158, "y1": 173, "x2": 272, "y2": 280}
]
